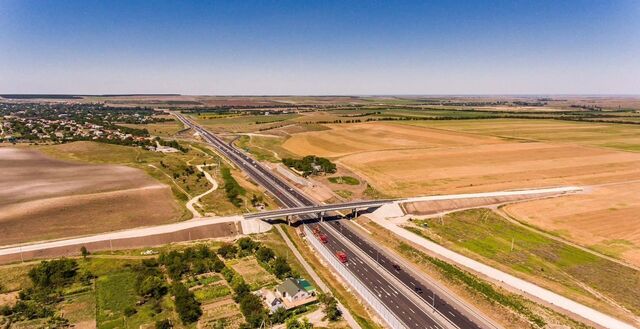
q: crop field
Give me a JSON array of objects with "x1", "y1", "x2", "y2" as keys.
[
  {"x1": 276, "y1": 120, "x2": 640, "y2": 266},
  {"x1": 0, "y1": 146, "x2": 182, "y2": 245},
  {"x1": 407, "y1": 209, "x2": 640, "y2": 322},
  {"x1": 282, "y1": 121, "x2": 499, "y2": 157}
]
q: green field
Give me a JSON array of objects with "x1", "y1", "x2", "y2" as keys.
[
  {"x1": 193, "y1": 283, "x2": 231, "y2": 302},
  {"x1": 191, "y1": 113, "x2": 301, "y2": 132},
  {"x1": 96, "y1": 271, "x2": 138, "y2": 328},
  {"x1": 408, "y1": 209, "x2": 640, "y2": 317},
  {"x1": 234, "y1": 134, "x2": 297, "y2": 163}
]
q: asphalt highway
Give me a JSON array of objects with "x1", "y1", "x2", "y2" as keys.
[
  {"x1": 175, "y1": 113, "x2": 486, "y2": 329},
  {"x1": 324, "y1": 220, "x2": 483, "y2": 329},
  {"x1": 310, "y1": 222, "x2": 446, "y2": 329}
]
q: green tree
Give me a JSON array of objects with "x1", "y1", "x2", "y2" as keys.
[
  {"x1": 80, "y1": 246, "x2": 89, "y2": 259},
  {"x1": 237, "y1": 237, "x2": 259, "y2": 252},
  {"x1": 171, "y1": 283, "x2": 202, "y2": 324},
  {"x1": 271, "y1": 257, "x2": 292, "y2": 279},
  {"x1": 271, "y1": 307, "x2": 288, "y2": 324},
  {"x1": 28, "y1": 258, "x2": 78, "y2": 289},
  {"x1": 256, "y1": 246, "x2": 275, "y2": 263},
  {"x1": 238, "y1": 293, "x2": 268, "y2": 328},
  {"x1": 318, "y1": 294, "x2": 341, "y2": 321}
]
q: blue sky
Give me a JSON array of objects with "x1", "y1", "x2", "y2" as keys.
[{"x1": 1, "y1": 0, "x2": 639, "y2": 95}]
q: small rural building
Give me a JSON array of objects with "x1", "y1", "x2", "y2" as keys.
[{"x1": 275, "y1": 278, "x2": 312, "y2": 303}]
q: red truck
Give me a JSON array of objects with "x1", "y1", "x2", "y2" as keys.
[
  {"x1": 319, "y1": 234, "x2": 328, "y2": 244},
  {"x1": 336, "y1": 251, "x2": 348, "y2": 263}
]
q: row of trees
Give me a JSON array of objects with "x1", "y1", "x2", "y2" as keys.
[{"x1": 221, "y1": 167, "x2": 246, "y2": 207}]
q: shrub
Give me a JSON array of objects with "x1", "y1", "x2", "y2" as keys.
[
  {"x1": 155, "y1": 319, "x2": 173, "y2": 329},
  {"x1": 217, "y1": 244, "x2": 238, "y2": 259},
  {"x1": 237, "y1": 237, "x2": 259, "y2": 252},
  {"x1": 124, "y1": 306, "x2": 137, "y2": 317}
]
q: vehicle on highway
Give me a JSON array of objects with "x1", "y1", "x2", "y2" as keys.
[
  {"x1": 336, "y1": 251, "x2": 348, "y2": 263},
  {"x1": 319, "y1": 233, "x2": 328, "y2": 244}
]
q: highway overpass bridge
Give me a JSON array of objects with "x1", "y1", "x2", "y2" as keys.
[{"x1": 244, "y1": 199, "x2": 397, "y2": 222}]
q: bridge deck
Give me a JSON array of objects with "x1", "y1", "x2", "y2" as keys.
[{"x1": 244, "y1": 199, "x2": 397, "y2": 220}]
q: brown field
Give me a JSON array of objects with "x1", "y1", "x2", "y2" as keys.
[
  {"x1": 0, "y1": 147, "x2": 182, "y2": 245},
  {"x1": 280, "y1": 120, "x2": 640, "y2": 266}
]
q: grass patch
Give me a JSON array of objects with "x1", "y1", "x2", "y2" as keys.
[
  {"x1": 363, "y1": 183, "x2": 390, "y2": 199},
  {"x1": 194, "y1": 283, "x2": 231, "y2": 302},
  {"x1": 398, "y1": 242, "x2": 546, "y2": 327},
  {"x1": 0, "y1": 264, "x2": 35, "y2": 292},
  {"x1": 590, "y1": 239, "x2": 635, "y2": 258},
  {"x1": 334, "y1": 190, "x2": 353, "y2": 199},
  {"x1": 96, "y1": 271, "x2": 138, "y2": 328},
  {"x1": 79, "y1": 258, "x2": 137, "y2": 276},
  {"x1": 61, "y1": 291, "x2": 96, "y2": 325},
  {"x1": 328, "y1": 176, "x2": 360, "y2": 185},
  {"x1": 413, "y1": 209, "x2": 640, "y2": 317}
]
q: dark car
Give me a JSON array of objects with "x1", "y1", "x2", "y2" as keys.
[
  {"x1": 414, "y1": 286, "x2": 423, "y2": 294},
  {"x1": 392, "y1": 264, "x2": 401, "y2": 272}
]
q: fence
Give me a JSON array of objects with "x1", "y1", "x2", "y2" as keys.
[{"x1": 303, "y1": 225, "x2": 407, "y2": 329}]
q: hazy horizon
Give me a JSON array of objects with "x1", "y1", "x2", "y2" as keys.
[{"x1": 1, "y1": 0, "x2": 639, "y2": 95}]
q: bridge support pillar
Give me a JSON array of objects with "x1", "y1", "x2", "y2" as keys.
[
  {"x1": 353, "y1": 208, "x2": 358, "y2": 218},
  {"x1": 286, "y1": 215, "x2": 291, "y2": 226}
]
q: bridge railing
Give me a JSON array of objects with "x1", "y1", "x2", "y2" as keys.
[{"x1": 303, "y1": 225, "x2": 407, "y2": 329}]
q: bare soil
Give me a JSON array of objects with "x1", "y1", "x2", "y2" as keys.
[{"x1": 0, "y1": 147, "x2": 182, "y2": 245}]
